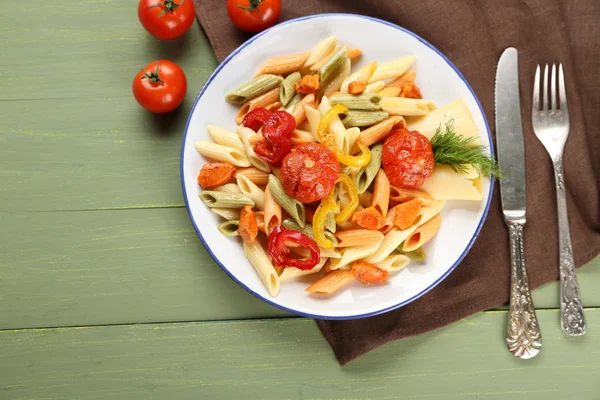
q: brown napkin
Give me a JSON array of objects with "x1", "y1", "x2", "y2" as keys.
[{"x1": 193, "y1": 0, "x2": 600, "y2": 365}]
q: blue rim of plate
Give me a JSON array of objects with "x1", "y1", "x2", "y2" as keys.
[{"x1": 181, "y1": 13, "x2": 495, "y2": 320}]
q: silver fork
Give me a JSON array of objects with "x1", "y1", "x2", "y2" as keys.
[{"x1": 532, "y1": 64, "x2": 586, "y2": 336}]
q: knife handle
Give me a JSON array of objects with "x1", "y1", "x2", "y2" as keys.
[
  {"x1": 553, "y1": 159, "x2": 587, "y2": 336},
  {"x1": 505, "y1": 221, "x2": 542, "y2": 359}
]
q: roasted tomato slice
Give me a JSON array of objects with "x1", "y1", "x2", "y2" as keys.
[
  {"x1": 280, "y1": 143, "x2": 340, "y2": 203},
  {"x1": 242, "y1": 107, "x2": 273, "y2": 132},
  {"x1": 382, "y1": 128, "x2": 434, "y2": 188}
]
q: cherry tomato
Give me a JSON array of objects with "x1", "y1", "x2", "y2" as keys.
[
  {"x1": 226, "y1": 0, "x2": 281, "y2": 33},
  {"x1": 132, "y1": 60, "x2": 187, "y2": 114},
  {"x1": 382, "y1": 128, "x2": 434, "y2": 189},
  {"x1": 280, "y1": 143, "x2": 340, "y2": 203},
  {"x1": 138, "y1": 0, "x2": 195, "y2": 40}
]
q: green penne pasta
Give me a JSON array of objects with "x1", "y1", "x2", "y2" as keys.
[
  {"x1": 199, "y1": 191, "x2": 254, "y2": 209},
  {"x1": 354, "y1": 143, "x2": 383, "y2": 194},
  {"x1": 218, "y1": 220, "x2": 240, "y2": 237},
  {"x1": 325, "y1": 210, "x2": 337, "y2": 233},
  {"x1": 225, "y1": 74, "x2": 283, "y2": 104},
  {"x1": 340, "y1": 110, "x2": 389, "y2": 128},
  {"x1": 268, "y1": 175, "x2": 306, "y2": 228},
  {"x1": 396, "y1": 243, "x2": 427, "y2": 260},
  {"x1": 329, "y1": 93, "x2": 382, "y2": 111},
  {"x1": 282, "y1": 219, "x2": 338, "y2": 246},
  {"x1": 285, "y1": 93, "x2": 303, "y2": 112},
  {"x1": 280, "y1": 71, "x2": 301, "y2": 106},
  {"x1": 319, "y1": 45, "x2": 348, "y2": 86}
]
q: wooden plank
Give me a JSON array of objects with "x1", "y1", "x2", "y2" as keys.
[
  {"x1": 0, "y1": 1, "x2": 217, "y2": 211},
  {"x1": 1, "y1": 209, "x2": 598, "y2": 329},
  {"x1": 1, "y1": 310, "x2": 599, "y2": 400}
]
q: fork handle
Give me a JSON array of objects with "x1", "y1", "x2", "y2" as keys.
[
  {"x1": 505, "y1": 221, "x2": 542, "y2": 359},
  {"x1": 553, "y1": 158, "x2": 587, "y2": 336}
]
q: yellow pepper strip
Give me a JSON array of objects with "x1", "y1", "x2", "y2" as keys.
[
  {"x1": 313, "y1": 190, "x2": 338, "y2": 250},
  {"x1": 335, "y1": 173, "x2": 359, "y2": 224},
  {"x1": 318, "y1": 104, "x2": 372, "y2": 168}
]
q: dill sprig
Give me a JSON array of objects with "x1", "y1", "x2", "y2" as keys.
[{"x1": 430, "y1": 119, "x2": 504, "y2": 178}]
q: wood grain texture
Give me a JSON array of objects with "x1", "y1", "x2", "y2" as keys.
[
  {"x1": 1, "y1": 209, "x2": 598, "y2": 329},
  {"x1": 1, "y1": 310, "x2": 599, "y2": 400}
]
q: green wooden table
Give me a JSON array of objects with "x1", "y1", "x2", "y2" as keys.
[{"x1": 1, "y1": 2, "x2": 599, "y2": 399}]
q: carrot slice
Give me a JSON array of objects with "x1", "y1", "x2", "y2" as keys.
[
  {"x1": 197, "y1": 162, "x2": 236, "y2": 189},
  {"x1": 401, "y1": 84, "x2": 422, "y2": 99},
  {"x1": 351, "y1": 261, "x2": 389, "y2": 284},
  {"x1": 238, "y1": 205, "x2": 258, "y2": 243},
  {"x1": 295, "y1": 75, "x2": 320, "y2": 94},
  {"x1": 348, "y1": 81, "x2": 366, "y2": 95},
  {"x1": 350, "y1": 206, "x2": 386, "y2": 230},
  {"x1": 392, "y1": 198, "x2": 422, "y2": 230}
]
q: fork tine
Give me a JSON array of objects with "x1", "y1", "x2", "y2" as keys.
[
  {"x1": 533, "y1": 65, "x2": 540, "y2": 112},
  {"x1": 542, "y1": 64, "x2": 549, "y2": 111},
  {"x1": 550, "y1": 64, "x2": 557, "y2": 111},
  {"x1": 559, "y1": 63, "x2": 568, "y2": 113}
]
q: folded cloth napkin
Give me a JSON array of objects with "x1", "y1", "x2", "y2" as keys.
[{"x1": 193, "y1": 0, "x2": 600, "y2": 365}]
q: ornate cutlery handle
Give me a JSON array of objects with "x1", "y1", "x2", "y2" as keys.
[
  {"x1": 506, "y1": 221, "x2": 542, "y2": 359},
  {"x1": 553, "y1": 159, "x2": 586, "y2": 336}
]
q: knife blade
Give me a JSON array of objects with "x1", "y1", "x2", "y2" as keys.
[
  {"x1": 495, "y1": 47, "x2": 542, "y2": 359},
  {"x1": 495, "y1": 47, "x2": 526, "y2": 220}
]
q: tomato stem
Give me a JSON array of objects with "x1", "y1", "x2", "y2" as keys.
[
  {"x1": 141, "y1": 62, "x2": 164, "y2": 84},
  {"x1": 147, "y1": 0, "x2": 184, "y2": 17},
  {"x1": 236, "y1": 0, "x2": 263, "y2": 16}
]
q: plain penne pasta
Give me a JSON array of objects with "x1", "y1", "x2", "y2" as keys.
[
  {"x1": 419, "y1": 165, "x2": 483, "y2": 200},
  {"x1": 373, "y1": 254, "x2": 411, "y2": 272},
  {"x1": 236, "y1": 173, "x2": 265, "y2": 210},
  {"x1": 213, "y1": 183, "x2": 241, "y2": 194},
  {"x1": 207, "y1": 125, "x2": 244, "y2": 151},
  {"x1": 304, "y1": 36, "x2": 337, "y2": 68},
  {"x1": 217, "y1": 220, "x2": 240, "y2": 236},
  {"x1": 226, "y1": 74, "x2": 283, "y2": 104},
  {"x1": 365, "y1": 81, "x2": 385, "y2": 93},
  {"x1": 343, "y1": 127, "x2": 361, "y2": 155},
  {"x1": 380, "y1": 97, "x2": 436, "y2": 116},
  {"x1": 368, "y1": 55, "x2": 416, "y2": 83},
  {"x1": 319, "y1": 96, "x2": 347, "y2": 149},
  {"x1": 371, "y1": 169, "x2": 390, "y2": 217},
  {"x1": 291, "y1": 93, "x2": 315, "y2": 126},
  {"x1": 255, "y1": 52, "x2": 311, "y2": 76},
  {"x1": 263, "y1": 184, "x2": 282, "y2": 235},
  {"x1": 377, "y1": 87, "x2": 401, "y2": 98},
  {"x1": 352, "y1": 116, "x2": 405, "y2": 154},
  {"x1": 199, "y1": 190, "x2": 254, "y2": 209},
  {"x1": 322, "y1": 58, "x2": 352, "y2": 98},
  {"x1": 279, "y1": 257, "x2": 329, "y2": 281},
  {"x1": 418, "y1": 200, "x2": 446, "y2": 227},
  {"x1": 329, "y1": 245, "x2": 380, "y2": 270},
  {"x1": 305, "y1": 269, "x2": 355, "y2": 294},
  {"x1": 403, "y1": 213, "x2": 442, "y2": 252},
  {"x1": 292, "y1": 129, "x2": 317, "y2": 144},
  {"x1": 365, "y1": 225, "x2": 418, "y2": 263},
  {"x1": 340, "y1": 61, "x2": 378, "y2": 93},
  {"x1": 237, "y1": 126, "x2": 271, "y2": 172},
  {"x1": 254, "y1": 210, "x2": 265, "y2": 233},
  {"x1": 304, "y1": 103, "x2": 322, "y2": 141},
  {"x1": 236, "y1": 167, "x2": 270, "y2": 185},
  {"x1": 359, "y1": 191, "x2": 373, "y2": 208},
  {"x1": 211, "y1": 208, "x2": 240, "y2": 220},
  {"x1": 244, "y1": 240, "x2": 280, "y2": 296},
  {"x1": 385, "y1": 70, "x2": 417, "y2": 89},
  {"x1": 335, "y1": 229, "x2": 385, "y2": 248},
  {"x1": 194, "y1": 141, "x2": 251, "y2": 167},
  {"x1": 235, "y1": 87, "x2": 281, "y2": 124}
]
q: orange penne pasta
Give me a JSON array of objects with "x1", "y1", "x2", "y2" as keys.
[
  {"x1": 352, "y1": 116, "x2": 405, "y2": 154},
  {"x1": 236, "y1": 167, "x2": 270, "y2": 185},
  {"x1": 334, "y1": 229, "x2": 384, "y2": 248},
  {"x1": 389, "y1": 185, "x2": 435, "y2": 205},
  {"x1": 291, "y1": 93, "x2": 315, "y2": 125},
  {"x1": 346, "y1": 47, "x2": 363, "y2": 60},
  {"x1": 255, "y1": 52, "x2": 311, "y2": 76},
  {"x1": 235, "y1": 87, "x2": 281, "y2": 124},
  {"x1": 402, "y1": 213, "x2": 441, "y2": 252},
  {"x1": 380, "y1": 205, "x2": 397, "y2": 235},
  {"x1": 263, "y1": 184, "x2": 282, "y2": 235},
  {"x1": 371, "y1": 169, "x2": 390, "y2": 217},
  {"x1": 305, "y1": 269, "x2": 355, "y2": 294},
  {"x1": 359, "y1": 191, "x2": 373, "y2": 208},
  {"x1": 309, "y1": 49, "x2": 335, "y2": 72},
  {"x1": 385, "y1": 70, "x2": 417, "y2": 89}
]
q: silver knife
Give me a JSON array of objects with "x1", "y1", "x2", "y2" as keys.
[{"x1": 495, "y1": 47, "x2": 542, "y2": 359}]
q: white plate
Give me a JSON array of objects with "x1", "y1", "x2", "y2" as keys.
[{"x1": 181, "y1": 14, "x2": 494, "y2": 320}]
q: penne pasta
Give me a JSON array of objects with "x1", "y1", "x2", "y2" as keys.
[
  {"x1": 340, "y1": 61, "x2": 378, "y2": 93},
  {"x1": 325, "y1": 210, "x2": 337, "y2": 233},
  {"x1": 213, "y1": 183, "x2": 241, "y2": 194},
  {"x1": 291, "y1": 129, "x2": 316, "y2": 144},
  {"x1": 254, "y1": 210, "x2": 265, "y2": 233},
  {"x1": 377, "y1": 87, "x2": 401, "y2": 98},
  {"x1": 304, "y1": 103, "x2": 322, "y2": 141},
  {"x1": 371, "y1": 169, "x2": 390, "y2": 217},
  {"x1": 379, "y1": 97, "x2": 436, "y2": 116},
  {"x1": 291, "y1": 93, "x2": 315, "y2": 126},
  {"x1": 352, "y1": 116, "x2": 405, "y2": 154},
  {"x1": 402, "y1": 213, "x2": 442, "y2": 252},
  {"x1": 236, "y1": 126, "x2": 271, "y2": 172},
  {"x1": 218, "y1": 220, "x2": 240, "y2": 236},
  {"x1": 310, "y1": 44, "x2": 359, "y2": 72},
  {"x1": 226, "y1": 74, "x2": 283, "y2": 104},
  {"x1": 340, "y1": 110, "x2": 389, "y2": 128},
  {"x1": 328, "y1": 245, "x2": 380, "y2": 270},
  {"x1": 268, "y1": 175, "x2": 306, "y2": 228},
  {"x1": 354, "y1": 143, "x2": 383, "y2": 193},
  {"x1": 389, "y1": 185, "x2": 435, "y2": 205},
  {"x1": 199, "y1": 190, "x2": 254, "y2": 209},
  {"x1": 236, "y1": 173, "x2": 266, "y2": 211},
  {"x1": 322, "y1": 58, "x2": 352, "y2": 98},
  {"x1": 304, "y1": 36, "x2": 337, "y2": 68},
  {"x1": 365, "y1": 81, "x2": 385, "y2": 93},
  {"x1": 281, "y1": 219, "x2": 338, "y2": 247},
  {"x1": 359, "y1": 191, "x2": 373, "y2": 208},
  {"x1": 235, "y1": 87, "x2": 281, "y2": 124},
  {"x1": 285, "y1": 93, "x2": 303, "y2": 111},
  {"x1": 255, "y1": 52, "x2": 311, "y2": 76},
  {"x1": 318, "y1": 96, "x2": 347, "y2": 149},
  {"x1": 194, "y1": 141, "x2": 251, "y2": 167},
  {"x1": 263, "y1": 184, "x2": 282, "y2": 235},
  {"x1": 373, "y1": 254, "x2": 411, "y2": 273},
  {"x1": 329, "y1": 93, "x2": 382, "y2": 111},
  {"x1": 368, "y1": 55, "x2": 416, "y2": 83},
  {"x1": 343, "y1": 127, "x2": 361, "y2": 155},
  {"x1": 244, "y1": 240, "x2": 280, "y2": 296},
  {"x1": 346, "y1": 47, "x2": 363, "y2": 60},
  {"x1": 319, "y1": 45, "x2": 348, "y2": 86},
  {"x1": 236, "y1": 167, "x2": 270, "y2": 186},
  {"x1": 305, "y1": 269, "x2": 355, "y2": 294},
  {"x1": 280, "y1": 257, "x2": 329, "y2": 281},
  {"x1": 207, "y1": 125, "x2": 244, "y2": 151},
  {"x1": 211, "y1": 208, "x2": 240, "y2": 220},
  {"x1": 418, "y1": 200, "x2": 446, "y2": 227},
  {"x1": 419, "y1": 165, "x2": 483, "y2": 200},
  {"x1": 280, "y1": 71, "x2": 302, "y2": 106},
  {"x1": 365, "y1": 225, "x2": 418, "y2": 263},
  {"x1": 386, "y1": 70, "x2": 417, "y2": 89},
  {"x1": 335, "y1": 229, "x2": 384, "y2": 248}
]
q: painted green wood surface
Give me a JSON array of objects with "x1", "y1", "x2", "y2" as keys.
[{"x1": 1, "y1": 310, "x2": 599, "y2": 400}]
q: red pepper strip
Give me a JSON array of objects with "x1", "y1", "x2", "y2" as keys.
[
  {"x1": 254, "y1": 139, "x2": 287, "y2": 164},
  {"x1": 253, "y1": 110, "x2": 296, "y2": 164},
  {"x1": 242, "y1": 108, "x2": 272, "y2": 132},
  {"x1": 268, "y1": 225, "x2": 320, "y2": 271}
]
